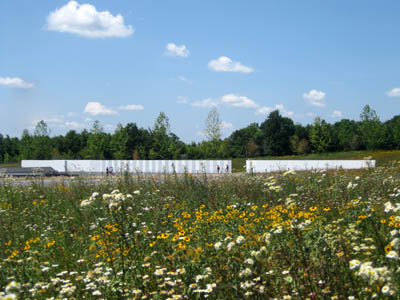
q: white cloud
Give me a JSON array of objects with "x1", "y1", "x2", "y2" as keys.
[
  {"x1": 118, "y1": 104, "x2": 144, "y2": 111},
  {"x1": 221, "y1": 93, "x2": 259, "y2": 108},
  {"x1": 274, "y1": 104, "x2": 293, "y2": 117},
  {"x1": 32, "y1": 116, "x2": 86, "y2": 130},
  {"x1": 0, "y1": 77, "x2": 34, "y2": 89},
  {"x1": 220, "y1": 121, "x2": 233, "y2": 129},
  {"x1": 255, "y1": 106, "x2": 273, "y2": 115},
  {"x1": 331, "y1": 110, "x2": 342, "y2": 118},
  {"x1": 165, "y1": 43, "x2": 190, "y2": 57},
  {"x1": 84, "y1": 102, "x2": 117, "y2": 115},
  {"x1": 208, "y1": 56, "x2": 253, "y2": 73},
  {"x1": 191, "y1": 98, "x2": 219, "y2": 108},
  {"x1": 64, "y1": 121, "x2": 85, "y2": 129},
  {"x1": 46, "y1": 1, "x2": 134, "y2": 38},
  {"x1": 256, "y1": 104, "x2": 293, "y2": 117},
  {"x1": 387, "y1": 88, "x2": 400, "y2": 97},
  {"x1": 303, "y1": 89, "x2": 326, "y2": 107}
]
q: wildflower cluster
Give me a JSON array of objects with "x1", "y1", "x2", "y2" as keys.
[{"x1": 1, "y1": 165, "x2": 400, "y2": 299}]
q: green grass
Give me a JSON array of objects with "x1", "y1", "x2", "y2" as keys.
[
  {"x1": 232, "y1": 150, "x2": 400, "y2": 172},
  {"x1": 0, "y1": 161, "x2": 20, "y2": 168}
]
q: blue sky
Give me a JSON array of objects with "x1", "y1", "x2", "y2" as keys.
[{"x1": 1, "y1": 0, "x2": 400, "y2": 142}]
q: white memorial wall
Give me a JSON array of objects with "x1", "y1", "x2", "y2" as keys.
[
  {"x1": 21, "y1": 160, "x2": 232, "y2": 174},
  {"x1": 246, "y1": 160, "x2": 375, "y2": 173}
]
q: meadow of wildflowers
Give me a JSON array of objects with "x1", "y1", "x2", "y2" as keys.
[{"x1": 1, "y1": 163, "x2": 400, "y2": 299}]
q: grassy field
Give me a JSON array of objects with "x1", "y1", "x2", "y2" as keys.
[
  {"x1": 232, "y1": 150, "x2": 400, "y2": 172},
  {"x1": 1, "y1": 161, "x2": 400, "y2": 299}
]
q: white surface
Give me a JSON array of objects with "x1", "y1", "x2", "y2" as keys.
[
  {"x1": 22, "y1": 160, "x2": 232, "y2": 174},
  {"x1": 246, "y1": 160, "x2": 376, "y2": 173}
]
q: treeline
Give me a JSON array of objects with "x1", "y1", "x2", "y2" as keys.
[{"x1": 1, "y1": 105, "x2": 400, "y2": 162}]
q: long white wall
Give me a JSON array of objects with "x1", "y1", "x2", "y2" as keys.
[
  {"x1": 246, "y1": 160, "x2": 375, "y2": 173},
  {"x1": 21, "y1": 160, "x2": 232, "y2": 174}
]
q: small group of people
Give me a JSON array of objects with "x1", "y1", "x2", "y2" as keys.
[
  {"x1": 216, "y1": 164, "x2": 229, "y2": 174},
  {"x1": 105, "y1": 166, "x2": 113, "y2": 176}
]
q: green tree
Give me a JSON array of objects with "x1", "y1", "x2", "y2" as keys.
[
  {"x1": 31, "y1": 121, "x2": 52, "y2": 159},
  {"x1": 228, "y1": 123, "x2": 260, "y2": 157},
  {"x1": 85, "y1": 121, "x2": 112, "y2": 159},
  {"x1": 309, "y1": 117, "x2": 332, "y2": 153},
  {"x1": 19, "y1": 130, "x2": 33, "y2": 159},
  {"x1": 385, "y1": 115, "x2": 400, "y2": 149},
  {"x1": 151, "y1": 112, "x2": 173, "y2": 159},
  {"x1": 0, "y1": 134, "x2": 4, "y2": 162},
  {"x1": 111, "y1": 123, "x2": 130, "y2": 159},
  {"x1": 358, "y1": 105, "x2": 387, "y2": 150},
  {"x1": 333, "y1": 119, "x2": 360, "y2": 151},
  {"x1": 259, "y1": 110, "x2": 295, "y2": 156},
  {"x1": 63, "y1": 130, "x2": 84, "y2": 158},
  {"x1": 204, "y1": 108, "x2": 222, "y2": 141}
]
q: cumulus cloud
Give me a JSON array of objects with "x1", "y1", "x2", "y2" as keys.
[
  {"x1": 255, "y1": 106, "x2": 273, "y2": 115},
  {"x1": 46, "y1": 1, "x2": 134, "y2": 38},
  {"x1": 208, "y1": 56, "x2": 253, "y2": 73},
  {"x1": 303, "y1": 89, "x2": 326, "y2": 107},
  {"x1": 387, "y1": 88, "x2": 400, "y2": 97},
  {"x1": 180, "y1": 94, "x2": 259, "y2": 109},
  {"x1": 165, "y1": 43, "x2": 190, "y2": 57},
  {"x1": 118, "y1": 104, "x2": 144, "y2": 111},
  {"x1": 256, "y1": 104, "x2": 293, "y2": 117},
  {"x1": 191, "y1": 98, "x2": 219, "y2": 108},
  {"x1": 275, "y1": 104, "x2": 293, "y2": 117},
  {"x1": 0, "y1": 77, "x2": 34, "y2": 89},
  {"x1": 331, "y1": 110, "x2": 342, "y2": 118},
  {"x1": 64, "y1": 121, "x2": 85, "y2": 129},
  {"x1": 221, "y1": 93, "x2": 259, "y2": 108},
  {"x1": 84, "y1": 102, "x2": 117, "y2": 115}
]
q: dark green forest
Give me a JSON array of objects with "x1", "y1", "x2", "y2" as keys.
[{"x1": 1, "y1": 105, "x2": 400, "y2": 162}]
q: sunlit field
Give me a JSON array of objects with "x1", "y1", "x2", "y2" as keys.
[{"x1": 1, "y1": 163, "x2": 400, "y2": 299}]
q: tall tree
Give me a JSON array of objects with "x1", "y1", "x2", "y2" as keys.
[
  {"x1": 309, "y1": 117, "x2": 332, "y2": 153},
  {"x1": 228, "y1": 123, "x2": 259, "y2": 157},
  {"x1": 333, "y1": 119, "x2": 360, "y2": 151},
  {"x1": 151, "y1": 112, "x2": 173, "y2": 159},
  {"x1": 385, "y1": 115, "x2": 400, "y2": 149},
  {"x1": 259, "y1": 110, "x2": 295, "y2": 156},
  {"x1": 359, "y1": 105, "x2": 387, "y2": 150},
  {"x1": 111, "y1": 123, "x2": 130, "y2": 159},
  {"x1": 204, "y1": 108, "x2": 222, "y2": 141},
  {"x1": 32, "y1": 121, "x2": 52, "y2": 159},
  {"x1": 85, "y1": 121, "x2": 111, "y2": 159},
  {"x1": 203, "y1": 108, "x2": 222, "y2": 158}
]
